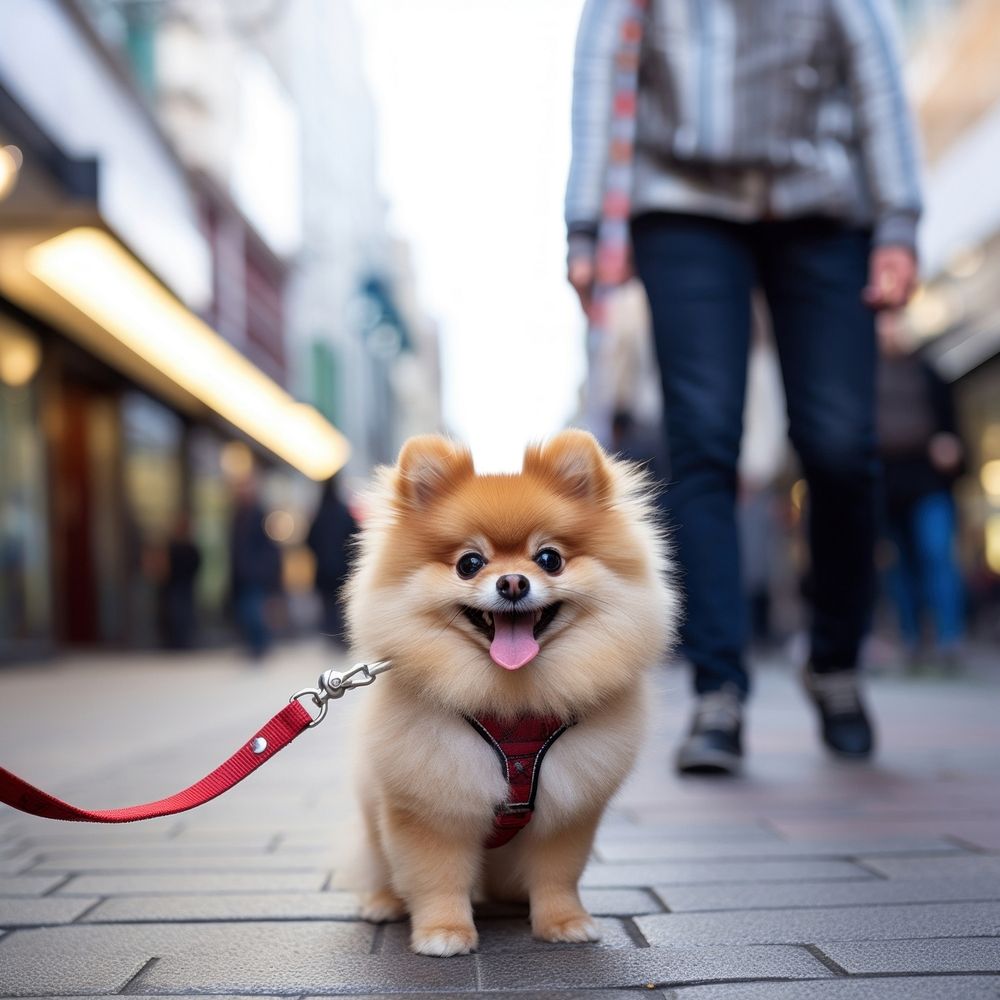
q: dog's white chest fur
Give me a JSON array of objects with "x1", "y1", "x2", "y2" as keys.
[{"x1": 356, "y1": 677, "x2": 647, "y2": 837}]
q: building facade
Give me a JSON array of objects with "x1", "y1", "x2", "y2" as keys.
[
  {"x1": 145, "y1": 0, "x2": 442, "y2": 478},
  {"x1": 900, "y1": 0, "x2": 1000, "y2": 622},
  {"x1": 0, "y1": 0, "x2": 350, "y2": 659}
]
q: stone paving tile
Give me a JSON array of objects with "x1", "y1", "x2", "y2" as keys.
[
  {"x1": 862, "y1": 854, "x2": 1000, "y2": 879},
  {"x1": 0, "y1": 897, "x2": 100, "y2": 927},
  {"x1": 655, "y1": 875, "x2": 1000, "y2": 912},
  {"x1": 770, "y1": 816, "x2": 1000, "y2": 840},
  {"x1": 275, "y1": 844, "x2": 344, "y2": 858},
  {"x1": 377, "y1": 917, "x2": 635, "y2": 954},
  {"x1": 81, "y1": 891, "x2": 362, "y2": 923},
  {"x1": 580, "y1": 887, "x2": 665, "y2": 915},
  {"x1": 137, "y1": 952, "x2": 478, "y2": 994},
  {"x1": 54, "y1": 871, "x2": 329, "y2": 895},
  {"x1": 0, "y1": 854, "x2": 35, "y2": 875},
  {"x1": 0, "y1": 921, "x2": 377, "y2": 996},
  {"x1": 819, "y1": 936, "x2": 1000, "y2": 974},
  {"x1": 949, "y1": 822, "x2": 1000, "y2": 851},
  {"x1": 603, "y1": 821, "x2": 780, "y2": 842},
  {"x1": 636, "y1": 901, "x2": 1000, "y2": 947},
  {"x1": 167, "y1": 829, "x2": 281, "y2": 849},
  {"x1": 660, "y1": 976, "x2": 1000, "y2": 999},
  {"x1": 310, "y1": 993, "x2": 650, "y2": 1000},
  {"x1": 0, "y1": 875, "x2": 67, "y2": 897},
  {"x1": 857, "y1": 798, "x2": 1000, "y2": 818},
  {"x1": 20, "y1": 834, "x2": 337, "y2": 868},
  {"x1": 594, "y1": 837, "x2": 960, "y2": 863},
  {"x1": 274, "y1": 832, "x2": 347, "y2": 851},
  {"x1": 1, "y1": 821, "x2": 183, "y2": 846},
  {"x1": 581, "y1": 859, "x2": 869, "y2": 887},
  {"x1": 29, "y1": 851, "x2": 329, "y2": 873},
  {"x1": 27, "y1": 841, "x2": 306, "y2": 859},
  {"x1": 476, "y1": 944, "x2": 830, "y2": 990},
  {"x1": 0, "y1": 944, "x2": 150, "y2": 996}
]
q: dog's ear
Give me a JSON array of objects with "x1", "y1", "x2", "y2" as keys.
[
  {"x1": 395, "y1": 435, "x2": 474, "y2": 507},
  {"x1": 524, "y1": 429, "x2": 611, "y2": 502}
]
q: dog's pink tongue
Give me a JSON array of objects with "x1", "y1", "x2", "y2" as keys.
[{"x1": 490, "y1": 612, "x2": 539, "y2": 670}]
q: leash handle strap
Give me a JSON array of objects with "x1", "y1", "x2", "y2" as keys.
[{"x1": 0, "y1": 701, "x2": 312, "y2": 824}]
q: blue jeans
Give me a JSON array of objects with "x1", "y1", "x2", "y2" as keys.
[
  {"x1": 632, "y1": 213, "x2": 878, "y2": 697},
  {"x1": 887, "y1": 491, "x2": 964, "y2": 649},
  {"x1": 235, "y1": 587, "x2": 271, "y2": 658}
]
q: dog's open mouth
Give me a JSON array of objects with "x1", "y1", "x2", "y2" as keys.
[{"x1": 461, "y1": 603, "x2": 562, "y2": 671}]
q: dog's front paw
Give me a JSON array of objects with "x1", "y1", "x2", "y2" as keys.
[
  {"x1": 533, "y1": 911, "x2": 601, "y2": 943},
  {"x1": 410, "y1": 923, "x2": 478, "y2": 957},
  {"x1": 360, "y1": 889, "x2": 407, "y2": 923}
]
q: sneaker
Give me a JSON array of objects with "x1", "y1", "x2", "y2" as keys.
[
  {"x1": 802, "y1": 667, "x2": 874, "y2": 758},
  {"x1": 675, "y1": 687, "x2": 744, "y2": 776}
]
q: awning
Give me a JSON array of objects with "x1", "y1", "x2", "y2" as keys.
[{"x1": 0, "y1": 225, "x2": 349, "y2": 480}]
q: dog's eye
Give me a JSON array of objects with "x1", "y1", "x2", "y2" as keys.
[
  {"x1": 535, "y1": 548, "x2": 563, "y2": 574},
  {"x1": 456, "y1": 552, "x2": 486, "y2": 579}
]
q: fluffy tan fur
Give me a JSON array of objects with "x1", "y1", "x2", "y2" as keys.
[{"x1": 345, "y1": 430, "x2": 676, "y2": 956}]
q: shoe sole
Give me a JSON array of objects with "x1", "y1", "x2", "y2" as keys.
[
  {"x1": 824, "y1": 743, "x2": 873, "y2": 760},
  {"x1": 675, "y1": 747, "x2": 742, "y2": 776}
]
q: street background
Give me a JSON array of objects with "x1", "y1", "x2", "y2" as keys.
[{"x1": 1, "y1": 0, "x2": 1000, "y2": 995}]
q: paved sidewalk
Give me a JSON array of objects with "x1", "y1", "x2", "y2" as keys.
[{"x1": 1, "y1": 642, "x2": 999, "y2": 998}]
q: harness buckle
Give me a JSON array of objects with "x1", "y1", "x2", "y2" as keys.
[{"x1": 497, "y1": 801, "x2": 532, "y2": 815}]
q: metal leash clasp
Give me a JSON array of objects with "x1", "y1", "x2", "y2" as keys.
[{"x1": 290, "y1": 660, "x2": 392, "y2": 728}]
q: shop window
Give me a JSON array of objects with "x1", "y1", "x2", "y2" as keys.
[
  {"x1": 121, "y1": 391, "x2": 184, "y2": 645},
  {"x1": 0, "y1": 319, "x2": 50, "y2": 651},
  {"x1": 190, "y1": 429, "x2": 233, "y2": 638}
]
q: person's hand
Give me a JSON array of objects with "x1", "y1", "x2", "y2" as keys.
[
  {"x1": 568, "y1": 255, "x2": 596, "y2": 318},
  {"x1": 863, "y1": 245, "x2": 918, "y2": 310}
]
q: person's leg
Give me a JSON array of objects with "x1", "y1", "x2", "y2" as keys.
[
  {"x1": 758, "y1": 218, "x2": 877, "y2": 756},
  {"x1": 236, "y1": 587, "x2": 268, "y2": 658},
  {"x1": 913, "y1": 491, "x2": 965, "y2": 650},
  {"x1": 632, "y1": 213, "x2": 755, "y2": 699},
  {"x1": 759, "y1": 219, "x2": 878, "y2": 673}
]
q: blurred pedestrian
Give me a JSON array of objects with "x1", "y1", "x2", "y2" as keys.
[
  {"x1": 306, "y1": 474, "x2": 357, "y2": 646},
  {"x1": 229, "y1": 479, "x2": 282, "y2": 659},
  {"x1": 877, "y1": 318, "x2": 965, "y2": 667},
  {"x1": 567, "y1": 0, "x2": 922, "y2": 773},
  {"x1": 161, "y1": 515, "x2": 201, "y2": 650}
]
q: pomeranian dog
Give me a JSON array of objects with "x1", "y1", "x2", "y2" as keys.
[{"x1": 345, "y1": 429, "x2": 675, "y2": 956}]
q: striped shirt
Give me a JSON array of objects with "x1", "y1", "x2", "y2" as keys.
[{"x1": 566, "y1": 0, "x2": 923, "y2": 257}]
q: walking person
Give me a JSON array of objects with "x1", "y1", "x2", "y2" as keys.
[
  {"x1": 161, "y1": 515, "x2": 201, "y2": 650},
  {"x1": 229, "y1": 479, "x2": 282, "y2": 660},
  {"x1": 306, "y1": 474, "x2": 357, "y2": 647},
  {"x1": 877, "y1": 320, "x2": 965, "y2": 667},
  {"x1": 566, "y1": 0, "x2": 922, "y2": 773}
]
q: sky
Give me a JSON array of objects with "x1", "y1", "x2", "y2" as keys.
[{"x1": 355, "y1": 0, "x2": 588, "y2": 472}]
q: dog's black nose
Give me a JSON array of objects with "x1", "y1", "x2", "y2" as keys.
[{"x1": 497, "y1": 574, "x2": 530, "y2": 603}]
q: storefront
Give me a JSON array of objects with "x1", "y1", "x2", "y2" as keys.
[
  {"x1": 0, "y1": 302, "x2": 260, "y2": 658},
  {"x1": 0, "y1": 75, "x2": 348, "y2": 660},
  {"x1": 905, "y1": 224, "x2": 1000, "y2": 636}
]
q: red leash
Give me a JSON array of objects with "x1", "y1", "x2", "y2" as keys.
[{"x1": 0, "y1": 662, "x2": 390, "y2": 824}]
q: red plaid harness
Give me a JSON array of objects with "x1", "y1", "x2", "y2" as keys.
[{"x1": 465, "y1": 715, "x2": 574, "y2": 849}]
